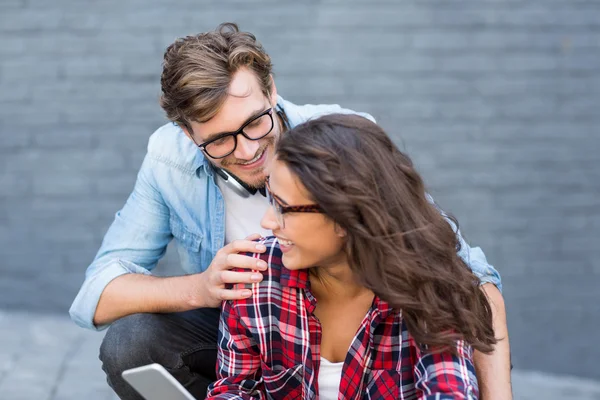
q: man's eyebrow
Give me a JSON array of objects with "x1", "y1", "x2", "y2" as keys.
[{"x1": 203, "y1": 108, "x2": 266, "y2": 142}]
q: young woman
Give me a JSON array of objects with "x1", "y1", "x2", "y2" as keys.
[{"x1": 206, "y1": 114, "x2": 496, "y2": 399}]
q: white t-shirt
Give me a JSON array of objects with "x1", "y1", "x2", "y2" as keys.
[
  {"x1": 216, "y1": 175, "x2": 271, "y2": 244},
  {"x1": 318, "y1": 357, "x2": 343, "y2": 400}
]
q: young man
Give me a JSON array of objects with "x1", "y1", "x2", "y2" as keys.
[{"x1": 70, "y1": 23, "x2": 511, "y2": 400}]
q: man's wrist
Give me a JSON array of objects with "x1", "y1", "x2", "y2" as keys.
[{"x1": 176, "y1": 272, "x2": 211, "y2": 310}]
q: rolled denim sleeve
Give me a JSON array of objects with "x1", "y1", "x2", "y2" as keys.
[
  {"x1": 426, "y1": 194, "x2": 503, "y2": 293},
  {"x1": 69, "y1": 155, "x2": 173, "y2": 331},
  {"x1": 455, "y1": 233, "x2": 502, "y2": 293}
]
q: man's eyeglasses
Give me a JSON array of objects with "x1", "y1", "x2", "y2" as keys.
[
  {"x1": 265, "y1": 177, "x2": 324, "y2": 228},
  {"x1": 191, "y1": 108, "x2": 275, "y2": 159}
]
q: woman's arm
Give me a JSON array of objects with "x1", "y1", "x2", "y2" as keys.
[
  {"x1": 414, "y1": 340, "x2": 479, "y2": 400},
  {"x1": 206, "y1": 300, "x2": 264, "y2": 400}
]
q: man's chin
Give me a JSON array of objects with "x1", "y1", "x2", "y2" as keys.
[
  {"x1": 243, "y1": 174, "x2": 268, "y2": 190},
  {"x1": 227, "y1": 167, "x2": 267, "y2": 189}
]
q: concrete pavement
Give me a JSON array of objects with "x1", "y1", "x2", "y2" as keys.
[
  {"x1": 0, "y1": 310, "x2": 114, "y2": 400},
  {"x1": 1, "y1": 310, "x2": 599, "y2": 400}
]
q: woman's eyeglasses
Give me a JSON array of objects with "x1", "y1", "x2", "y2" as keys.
[{"x1": 265, "y1": 177, "x2": 323, "y2": 228}]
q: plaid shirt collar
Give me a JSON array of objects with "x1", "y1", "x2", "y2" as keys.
[{"x1": 280, "y1": 266, "x2": 396, "y2": 323}]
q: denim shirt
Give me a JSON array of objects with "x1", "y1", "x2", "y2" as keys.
[{"x1": 69, "y1": 96, "x2": 502, "y2": 331}]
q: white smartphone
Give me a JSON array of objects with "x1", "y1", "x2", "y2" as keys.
[{"x1": 122, "y1": 363, "x2": 197, "y2": 400}]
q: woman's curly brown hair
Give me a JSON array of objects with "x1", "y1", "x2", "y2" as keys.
[{"x1": 275, "y1": 113, "x2": 497, "y2": 354}]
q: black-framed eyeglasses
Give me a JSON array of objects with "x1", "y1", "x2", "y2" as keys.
[
  {"x1": 190, "y1": 108, "x2": 275, "y2": 159},
  {"x1": 265, "y1": 177, "x2": 324, "y2": 228}
]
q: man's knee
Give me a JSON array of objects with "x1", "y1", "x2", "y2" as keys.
[{"x1": 100, "y1": 313, "x2": 178, "y2": 376}]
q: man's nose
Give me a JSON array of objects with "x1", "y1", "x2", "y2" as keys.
[{"x1": 234, "y1": 135, "x2": 260, "y2": 161}]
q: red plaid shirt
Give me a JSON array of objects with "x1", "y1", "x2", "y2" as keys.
[{"x1": 207, "y1": 237, "x2": 479, "y2": 400}]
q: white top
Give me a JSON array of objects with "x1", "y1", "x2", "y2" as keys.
[
  {"x1": 216, "y1": 175, "x2": 271, "y2": 244},
  {"x1": 318, "y1": 357, "x2": 343, "y2": 400}
]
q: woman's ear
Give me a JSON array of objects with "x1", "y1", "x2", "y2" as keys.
[{"x1": 334, "y1": 224, "x2": 347, "y2": 238}]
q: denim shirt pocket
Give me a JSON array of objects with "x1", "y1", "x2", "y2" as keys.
[{"x1": 169, "y1": 215, "x2": 203, "y2": 252}]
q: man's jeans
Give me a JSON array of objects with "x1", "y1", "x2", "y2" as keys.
[{"x1": 99, "y1": 308, "x2": 220, "y2": 400}]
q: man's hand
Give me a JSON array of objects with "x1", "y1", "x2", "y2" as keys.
[
  {"x1": 93, "y1": 234, "x2": 269, "y2": 326},
  {"x1": 191, "y1": 234, "x2": 268, "y2": 308}
]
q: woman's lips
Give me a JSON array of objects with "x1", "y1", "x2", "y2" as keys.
[{"x1": 276, "y1": 237, "x2": 294, "y2": 253}]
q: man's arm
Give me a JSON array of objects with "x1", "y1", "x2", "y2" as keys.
[
  {"x1": 426, "y1": 195, "x2": 511, "y2": 397},
  {"x1": 92, "y1": 273, "x2": 202, "y2": 327},
  {"x1": 453, "y1": 231, "x2": 511, "y2": 399},
  {"x1": 69, "y1": 154, "x2": 267, "y2": 330},
  {"x1": 92, "y1": 238, "x2": 268, "y2": 327},
  {"x1": 69, "y1": 154, "x2": 175, "y2": 330},
  {"x1": 474, "y1": 283, "x2": 512, "y2": 400},
  {"x1": 453, "y1": 235, "x2": 512, "y2": 399}
]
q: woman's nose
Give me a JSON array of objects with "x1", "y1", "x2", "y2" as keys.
[{"x1": 261, "y1": 205, "x2": 280, "y2": 231}]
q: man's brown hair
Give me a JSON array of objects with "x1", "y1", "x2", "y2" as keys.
[{"x1": 160, "y1": 23, "x2": 273, "y2": 128}]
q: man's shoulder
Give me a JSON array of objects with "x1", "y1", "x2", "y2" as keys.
[
  {"x1": 146, "y1": 122, "x2": 205, "y2": 173},
  {"x1": 278, "y1": 95, "x2": 376, "y2": 128}
]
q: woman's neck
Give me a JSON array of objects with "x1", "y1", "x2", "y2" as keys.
[{"x1": 309, "y1": 264, "x2": 370, "y2": 301}]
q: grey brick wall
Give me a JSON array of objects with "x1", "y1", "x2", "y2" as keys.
[{"x1": 1, "y1": 0, "x2": 599, "y2": 380}]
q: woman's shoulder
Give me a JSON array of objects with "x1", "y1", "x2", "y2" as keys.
[
  {"x1": 249, "y1": 236, "x2": 286, "y2": 282},
  {"x1": 236, "y1": 236, "x2": 293, "y2": 291},
  {"x1": 228, "y1": 237, "x2": 302, "y2": 317}
]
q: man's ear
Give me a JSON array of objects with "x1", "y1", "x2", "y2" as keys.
[{"x1": 268, "y1": 74, "x2": 278, "y2": 106}]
